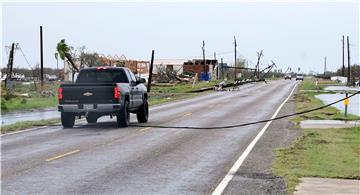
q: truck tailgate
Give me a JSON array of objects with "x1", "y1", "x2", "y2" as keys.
[{"x1": 60, "y1": 83, "x2": 118, "y2": 104}]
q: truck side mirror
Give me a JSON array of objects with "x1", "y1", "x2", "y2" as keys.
[
  {"x1": 130, "y1": 81, "x2": 137, "y2": 86},
  {"x1": 139, "y1": 78, "x2": 146, "y2": 83}
]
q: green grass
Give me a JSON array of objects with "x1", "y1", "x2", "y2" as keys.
[
  {"x1": 1, "y1": 82, "x2": 59, "y2": 113},
  {"x1": 300, "y1": 79, "x2": 340, "y2": 91},
  {"x1": 292, "y1": 92, "x2": 360, "y2": 123},
  {"x1": 1, "y1": 118, "x2": 61, "y2": 134},
  {"x1": 300, "y1": 80, "x2": 324, "y2": 90},
  {"x1": 273, "y1": 127, "x2": 360, "y2": 194},
  {"x1": 1, "y1": 96, "x2": 58, "y2": 113}
]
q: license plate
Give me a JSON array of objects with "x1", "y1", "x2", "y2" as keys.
[{"x1": 84, "y1": 104, "x2": 93, "y2": 110}]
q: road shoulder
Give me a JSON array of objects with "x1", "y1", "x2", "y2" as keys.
[{"x1": 222, "y1": 87, "x2": 301, "y2": 195}]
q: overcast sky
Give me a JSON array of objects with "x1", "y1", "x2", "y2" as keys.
[{"x1": 2, "y1": 1, "x2": 359, "y2": 73}]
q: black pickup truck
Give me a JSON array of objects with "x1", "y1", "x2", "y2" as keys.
[{"x1": 58, "y1": 67, "x2": 148, "y2": 128}]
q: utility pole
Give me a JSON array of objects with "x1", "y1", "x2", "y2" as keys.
[
  {"x1": 214, "y1": 52, "x2": 216, "y2": 60},
  {"x1": 324, "y1": 56, "x2": 327, "y2": 78},
  {"x1": 256, "y1": 50, "x2": 263, "y2": 78},
  {"x1": 5, "y1": 43, "x2": 15, "y2": 87},
  {"x1": 234, "y1": 36, "x2": 237, "y2": 80},
  {"x1": 147, "y1": 50, "x2": 155, "y2": 92},
  {"x1": 221, "y1": 58, "x2": 224, "y2": 80},
  {"x1": 40, "y1": 26, "x2": 44, "y2": 90},
  {"x1": 342, "y1": 35, "x2": 345, "y2": 77},
  {"x1": 347, "y1": 36, "x2": 351, "y2": 86},
  {"x1": 202, "y1": 40, "x2": 206, "y2": 75}
]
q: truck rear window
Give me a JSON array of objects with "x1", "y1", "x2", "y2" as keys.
[{"x1": 76, "y1": 69, "x2": 129, "y2": 83}]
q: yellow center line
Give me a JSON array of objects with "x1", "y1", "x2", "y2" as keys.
[
  {"x1": 183, "y1": 112, "x2": 193, "y2": 117},
  {"x1": 139, "y1": 127, "x2": 152, "y2": 132},
  {"x1": 45, "y1": 149, "x2": 80, "y2": 162}
]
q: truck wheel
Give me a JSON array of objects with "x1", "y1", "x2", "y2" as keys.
[
  {"x1": 137, "y1": 99, "x2": 149, "y2": 123},
  {"x1": 86, "y1": 114, "x2": 98, "y2": 123},
  {"x1": 117, "y1": 101, "x2": 130, "y2": 127},
  {"x1": 61, "y1": 112, "x2": 75, "y2": 128}
]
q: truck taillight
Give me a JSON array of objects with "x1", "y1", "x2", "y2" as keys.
[
  {"x1": 58, "y1": 87, "x2": 63, "y2": 100},
  {"x1": 114, "y1": 87, "x2": 120, "y2": 100}
]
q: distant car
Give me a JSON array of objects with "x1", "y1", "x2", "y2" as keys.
[
  {"x1": 284, "y1": 74, "x2": 292, "y2": 80},
  {"x1": 296, "y1": 74, "x2": 304, "y2": 81}
]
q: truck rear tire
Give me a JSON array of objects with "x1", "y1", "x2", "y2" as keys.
[
  {"x1": 117, "y1": 101, "x2": 130, "y2": 127},
  {"x1": 137, "y1": 99, "x2": 149, "y2": 123},
  {"x1": 86, "y1": 114, "x2": 98, "y2": 123},
  {"x1": 61, "y1": 112, "x2": 75, "y2": 128}
]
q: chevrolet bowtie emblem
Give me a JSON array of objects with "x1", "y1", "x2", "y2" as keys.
[{"x1": 83, "y1": 92, "x2": 93, "y2": 96}]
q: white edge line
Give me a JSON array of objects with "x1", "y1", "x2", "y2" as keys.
[{"x1": 211, "y1": 83, "x2": 297, "y2": 195}]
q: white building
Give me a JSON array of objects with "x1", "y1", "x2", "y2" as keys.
[{"x1": 331, "y1": 76, "x2": 347, "y2": 84}]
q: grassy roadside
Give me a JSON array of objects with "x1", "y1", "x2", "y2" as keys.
[
  {"x1": 293, "y1": 79, "x2": 360, "y2": 123},
  {"x1": 1, "y1": 82, "x2": 60, "y2": 113},
  {"x1": 273, "y1": 127, "x2": 360, "y2": 194},
  {"x1": 1, "y1": 96, "x2": 58, "y2": 113},
  {"x1": 1, "y1": 118, "x2": 61, "y2": 134},
  {"x1": 272, "y1": 79, "x2": 360, "y2": 194}
]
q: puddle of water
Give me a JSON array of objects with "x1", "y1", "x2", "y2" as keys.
[
  {"x1": 1, "y1": 108, "x2": 60, "y2": 126},
  {"x1": 315, "y1": 93, "x2": 360, "y2": 116},
  {"x1": 324, "y1": 86, "x2": 360, "y2": 91}
]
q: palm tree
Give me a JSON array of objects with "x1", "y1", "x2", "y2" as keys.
[
  {"x1": 56, "y1": 39, "x2": 68, "y2": 60},
  {"x1": 56, "y1": 39, "x2": 79, "y2": 72}
]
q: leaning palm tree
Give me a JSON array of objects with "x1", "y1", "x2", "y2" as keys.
[{"x1": 56, "y1": 39, "x2": 79, "y2": 72}]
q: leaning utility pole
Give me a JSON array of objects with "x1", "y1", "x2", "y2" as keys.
[
  {"x1": 5, "y1": 43, "x2": 15, "y2": 87},
  {"x1": 323, "y1": 56, "x2": 327, "y2": 78},
  {"x1": 347, "y1": 36, "x2": 351, "y2": 86},
  {"x1": 342, "y1": 35, "x2": 345, "y2": 77},
  {"x1": 40, "y1": 26, "x2": 44, "y2": 90},
  {"x1": 202, "y1": 40, "x2": 206, "y2": 75},
  {"x1": 256, "y1": 50, "x2": 263, "y2": 78},
  {"x1": 234, "y1": 36, "x2": 237, "y2": 80},
  {"x1": 147, "y1": 50, "x2": 155, "y2": 92}
]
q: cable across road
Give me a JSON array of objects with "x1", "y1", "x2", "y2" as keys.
[{"x1": 131, "y1": 90, "x2": 360, "y2": 130}]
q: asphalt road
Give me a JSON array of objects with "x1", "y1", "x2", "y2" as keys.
[{"x1": 1, "y1": 80, "x2": 299, "y2": 194}]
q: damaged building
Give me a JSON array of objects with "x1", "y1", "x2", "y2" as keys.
[{"x1": 183, "y1": 59, "x2": 218, "y2": 81}]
